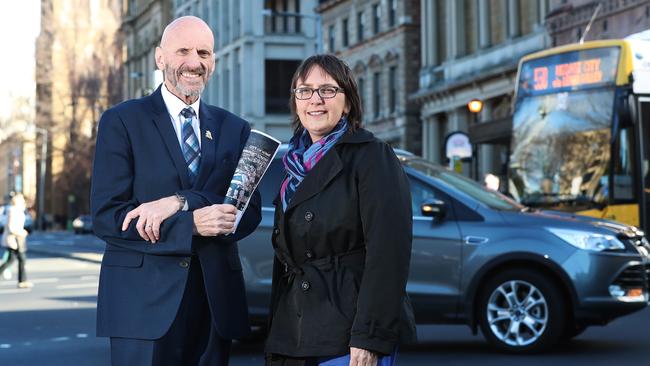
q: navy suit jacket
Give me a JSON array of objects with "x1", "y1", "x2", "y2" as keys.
[{"x1": 91, "y1": 86, "x2": 262, "y2": 340}]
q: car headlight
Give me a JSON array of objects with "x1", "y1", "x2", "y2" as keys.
[
  {"x1": 72, "y1": 219, "x2": 83, "y2": 228},
  {"x1": 547, "y1": 228, "x2": 625, "y2": 252}
]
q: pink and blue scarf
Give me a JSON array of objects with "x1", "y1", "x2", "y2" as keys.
[{"x1": 280, "y1": 118, "x2": 349, "y2": 211}]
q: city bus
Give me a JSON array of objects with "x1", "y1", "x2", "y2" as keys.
[{"x1": 508, "y1": 38, "x2": 650, "y2": 232}]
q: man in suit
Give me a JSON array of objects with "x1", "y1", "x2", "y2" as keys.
[{"x1": 91, "y1": 16, "x2": 261, "y2": 365}]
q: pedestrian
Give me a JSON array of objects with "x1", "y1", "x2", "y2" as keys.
[
  {"x1": 265, "y1": 54, "x2": 416, "y2": 366},
  {"x1": 0, "y1": 194, "x2": 32, "y2": 288},
  {"x1": 90, "y1": 16, "x2": 261, "y2": 366}
]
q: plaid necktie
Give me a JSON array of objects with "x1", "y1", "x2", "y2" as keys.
[{"x1": 180, "y1": 107, "x2": 200, "y2": 184}]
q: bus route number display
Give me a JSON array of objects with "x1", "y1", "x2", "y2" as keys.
[{"x1": 519, "y1": 47, "x2": 619, "y2": 96}]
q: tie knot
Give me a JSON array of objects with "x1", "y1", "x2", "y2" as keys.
[{"x1": 180, "y1": 107, "x2": 195, "y2": 119}]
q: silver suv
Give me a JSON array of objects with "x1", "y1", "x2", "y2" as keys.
[{"x1": 238, "y1": 147, "x2": 650, "y2": 352}]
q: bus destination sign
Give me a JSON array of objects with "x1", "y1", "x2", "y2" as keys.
[{"x1": 518, "y1": 47, "x2": 620, "y2": 97}]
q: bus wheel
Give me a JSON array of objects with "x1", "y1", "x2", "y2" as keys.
[{"x1": 478, "y1": 268, "x2": 565, "y2": 353}]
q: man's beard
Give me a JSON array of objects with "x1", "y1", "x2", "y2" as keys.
[{"x1": 165, "y1": 64, "x2": 210, "y2": 97}]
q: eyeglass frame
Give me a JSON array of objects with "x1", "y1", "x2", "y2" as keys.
[{"x1": 291, "y1": 86, "x2": 345, "y2": 100}]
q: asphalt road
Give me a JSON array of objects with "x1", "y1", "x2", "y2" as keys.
[{"x1": 0, "y1": 232, "x2": 648, "y2": 365}]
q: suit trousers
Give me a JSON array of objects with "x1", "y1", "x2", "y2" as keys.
[{"x1": 110, "y1": 256, "x2": 231, "y2": 366}]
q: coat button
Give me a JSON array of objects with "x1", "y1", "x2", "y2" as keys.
[
  {"x1": 304, "y1": 211, "x2": 314, "y2": 222},
  {"x1": 273, "y1": 227, "x2": 280, "y2": 235},
  {"x1": 301, "y1": 280, "x2": 310, "y2": 291},
  {"x1": 179, "y1": 259, "x2": 190, "y2": 268},
  {"x1": 304, "y1": 250, "x2": 314, "y2": 259}
]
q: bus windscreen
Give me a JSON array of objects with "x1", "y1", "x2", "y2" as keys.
[{"x1": 517, "y1": 47, "x2": 620, "y2": 99}]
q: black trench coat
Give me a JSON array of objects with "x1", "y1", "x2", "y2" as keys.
[{"x1": 265, "y1": 128, "x2": 416, "y2": 359}]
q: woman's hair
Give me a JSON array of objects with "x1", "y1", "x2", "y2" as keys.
[
  {"x1": 289, "y1": 54, "x2": 363, "y2": 135},
  {"x1": 11, "y1": 194, "x2": 25, "y2": 209}
]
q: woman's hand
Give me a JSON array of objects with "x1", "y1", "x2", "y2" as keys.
[{"x1": 349, "y1": 347, "x2": 378, "y2": 366}]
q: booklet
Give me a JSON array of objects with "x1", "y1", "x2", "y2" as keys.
[{"x1": 224, "y1": 130, "x2": 281, "y2": 231}]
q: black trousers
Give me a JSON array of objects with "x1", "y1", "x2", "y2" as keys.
[
  {"x1": 110, "y1": 257, "x2": 231, "y2": 366},
  {"x1": 0, "y1": 248, "x2": 27, "y2": 283}
]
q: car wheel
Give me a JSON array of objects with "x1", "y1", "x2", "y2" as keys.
[{"x1": 478, "y1": 268, "x2": 565, "y2": 353}]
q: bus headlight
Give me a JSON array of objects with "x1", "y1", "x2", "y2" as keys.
[{"x1": 547, "y1": 228, "x2": 625, "y2": 252}]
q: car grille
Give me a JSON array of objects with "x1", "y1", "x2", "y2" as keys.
[{"x1": 612, "y1": 264, "x2": 650, "y2": 291}]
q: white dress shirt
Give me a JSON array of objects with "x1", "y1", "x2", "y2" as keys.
[{"x1": 160, "y1": 83, "x2": 202, "y2": 149}]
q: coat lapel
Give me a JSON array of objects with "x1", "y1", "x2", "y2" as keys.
[
  {"x1": 285, "y1": 148, "x2": 343, "y2": 212},
  {"x1": 149, "y1": 87, "x2": 192, "y2": 189},
  {"x1": 194, "y1": 102, "x2": 220, "y2": 188},
  {"x1": 284, "y1": 128, "x2": 374, "y2": 213}
]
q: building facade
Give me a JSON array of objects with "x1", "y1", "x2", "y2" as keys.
[
  {"x1": 172, "y1": 0, "x2": 319, "y2": 142},
  {"x1": 317, "y1": 0, "x2": 421, "y2": 153},
  {"x1": 414, "y1": 0, "x2": 551, "y2": 182},
  {"x1": 35, "y1": 0, "x2": 122, "y2": 227},
  {"x1": 121, "y1": 0, "x2": 173, "y2": 98},
  {"x1": 547, "y1": 0, "x2": 650, "y2": 46}
]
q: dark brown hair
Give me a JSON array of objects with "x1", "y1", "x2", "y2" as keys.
[{"x1": 289, "y1": 54, "x2": 363, "y2": 135}]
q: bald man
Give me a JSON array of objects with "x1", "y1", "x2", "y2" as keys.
[{"x1": 91, "y1": 16, "x2": 261, "y2": 365}]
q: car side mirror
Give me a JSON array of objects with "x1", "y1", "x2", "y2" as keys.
[{"x1": 421, "y1": 198, "x2": 446, "y2": 220}]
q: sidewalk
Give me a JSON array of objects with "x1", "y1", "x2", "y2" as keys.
[{"x1": 25, "y1": 231, "x2": 105, "y2": 264}]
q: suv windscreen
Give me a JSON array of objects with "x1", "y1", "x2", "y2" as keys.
[{"x1": 401, "y1": 157, "x2": 523, "y2": 212}]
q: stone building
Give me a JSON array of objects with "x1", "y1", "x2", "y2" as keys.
[
  {"x1": 547, "y1": 0, "x2": 650, "y2": 46},
  {"x1": 413, "y1": 0, "x2": 551, "y2": 181},
  {"x1": 121, "y1": 0, "x2": 173, "y2": 98},
  {"x1": 317, "y1": 0, "x2": 421, "y2": 153}
]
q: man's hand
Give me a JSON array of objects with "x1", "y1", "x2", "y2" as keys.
[
  {"x1": 192, "y1": 204, "x2": 237, "y2": 236},
  {"x1": 349, "y1": 347, "x2": 378, "y2": 366},
  {"x1": 121, "y1": 196, "x2": 182, "y2": 242}
]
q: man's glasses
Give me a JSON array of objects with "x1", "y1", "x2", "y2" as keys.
[{"x1": 292, "y1": 86, "x2": 344, "y2": 100}]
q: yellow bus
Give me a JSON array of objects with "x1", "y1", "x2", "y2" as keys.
[{"x1": 508, "y1": 38, "x2": 650, "y2": 231}]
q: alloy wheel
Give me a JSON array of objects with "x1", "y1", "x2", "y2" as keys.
[{"x1": 486, "y1": 280, "x2": 548, "y2": 347}]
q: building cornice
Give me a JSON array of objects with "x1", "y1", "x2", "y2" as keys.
[
  {"x1": 547, "y1": 0, "x2": 647, "y2": 35},
  {"x1": 316, "y1": 0, "x2": 347, "y2": 13}
]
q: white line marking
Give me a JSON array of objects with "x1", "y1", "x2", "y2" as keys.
[
  {"x1": 76, "y1": 333, "x2": 88, "y2": 338},
  {"x1": 0, "y1": 289, "x2": 32, "y2": 294},
  {"x1": 80, "y1": 276, "x2": 98, "y2": 281},
  {"x1": 51, "y1": 337, "x2": 70, "y2": 342},
  {"x1": 55, "y1": 283, "x2": 98, "y2": 290},
  {"x1": 0, "y1": 344, "x2": 11, "y2": 349},
  {"x1": 31, "y1": 278, "x2": 60, "y2": 284}
]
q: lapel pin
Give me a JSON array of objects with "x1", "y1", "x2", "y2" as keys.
[{"x1": 206, "y1": 130, "x2": 213, "y2": 140}]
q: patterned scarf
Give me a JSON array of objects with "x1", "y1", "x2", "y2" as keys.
[{"x1": 280, "y1": 117, "x2": 349, "y2": 211}]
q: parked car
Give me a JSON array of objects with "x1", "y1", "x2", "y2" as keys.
[
  {"x1": 0, "y1": 205, "x2": 34, "y2": 234},
  {"x1": 72, "y1": 215, "x2": 93, "y2": 234},
  {"x1": 238, "y1": 146, "x2": 650, "y2": 353}
]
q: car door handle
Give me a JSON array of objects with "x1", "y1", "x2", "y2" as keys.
[{"x1": 464, "y1": 236, "x2": 489, "y2": 245}]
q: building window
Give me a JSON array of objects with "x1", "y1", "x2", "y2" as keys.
[
  {"x1": 342, "y1": 18, "x2": 349, "y2": 47},
  {"x1": 265, "y1": 60, "x2": 301, "y2": 114},
  {"x1": 328, "y1": 24, "x2": 335, "y2": 52},
  {"x1": 602, "y1": 19, "x2": 608, "y2": 31},
  {"x1": 373, "y1": 3, "x2": 381, "y2": 34},
  {"x1": 373, "y1": 72, "x2": 381, "y2": 118},
  {"x1": 389, "y1": 66, "x2": 397, "y2": 113},
  {"x1": 357, "y1": 11, "x2": 364, "y2": 42},
  {"x1": 389, "y1": 0, "x2": 396, "y2": 27}
]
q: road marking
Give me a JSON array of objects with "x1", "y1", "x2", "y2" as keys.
[
  {"x1": 51, "y1": 337, "x2": 70, "y2": 342},
  {"x1": 56, "y1": 283, "x2": 98, "y2": 290},
  {"x1": 31, "y1": 278, "x2": 59, "y2": 284},
  {"x1": 0, "y1": 344, "x2": 11, "y2": 349},
  {"x1": 76, "y1": 333, "x2": 88, "y2": 338},
  {"x1": 80, "y1": 275, "x2": 98, "y2": 281},
  {"x1": 0, "y1": 288, "x2": 32, "y2": 294}
]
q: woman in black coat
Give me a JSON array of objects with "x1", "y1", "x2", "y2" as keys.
[{"x1": 265, "y1": 54, "x2": 415, "y2": 366}]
